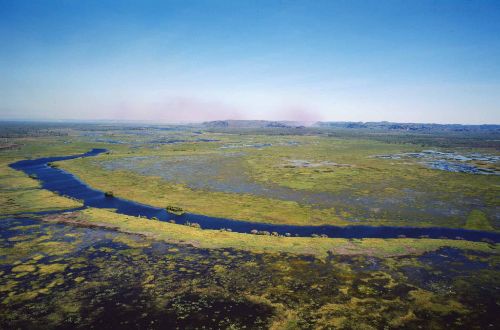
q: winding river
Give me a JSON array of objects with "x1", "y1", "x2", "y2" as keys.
[{"x1": 9, "y1": 149, "x2": 500, "y2": 243}]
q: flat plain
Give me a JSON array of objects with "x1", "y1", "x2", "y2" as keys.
[{"x1": 0, "y1": 122, "x2": 499, "y2": 329}]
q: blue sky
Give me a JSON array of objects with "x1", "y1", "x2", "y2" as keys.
[{"x1": 1, "y1": 0, "x2": 499, "y2": 123}]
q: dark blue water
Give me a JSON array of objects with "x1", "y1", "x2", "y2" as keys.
[{"x1": 9, "y1": 149, "x2": 500, "y2": 243}]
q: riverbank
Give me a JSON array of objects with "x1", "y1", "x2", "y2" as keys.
[
  {"x1": 56, "y1": 135, "x2": 500, "y2": 230},
  {"x1": 10, "y1": 149, "x2": 500, "y2": 242},
  {"x1": 2, "y1": 124, "x2": 499, "y2": 329},
  {"x1": 0, "y1": 159, "x2": 82, "y2": 215},
  {"x1": 2, "y1": 214, "x2": 499, "y2": 329},
  {"x1": 37, "y1": 208, "x2": 498, "y2": 259}
]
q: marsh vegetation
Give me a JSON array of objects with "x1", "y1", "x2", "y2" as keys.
[
  {"x1": 0, "y1": 122, "x2": 499, "y2": 329},
  {"x1": 1, "y1": 217, "x2": 499, "y2": 329},
  {"x1": 62, "y1": 130, "x2": 499, "y2": 230}
]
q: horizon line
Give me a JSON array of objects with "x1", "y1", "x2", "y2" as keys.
[{"x1": 1, "y1": 118, "x2": 499, "y2": 126}]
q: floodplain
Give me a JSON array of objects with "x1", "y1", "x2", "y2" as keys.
[{"x1": 0, "y1": 121, "x2": 499, "y2": 329}]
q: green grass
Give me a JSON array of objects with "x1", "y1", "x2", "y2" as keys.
[
  {"x1": 2, "y1": 210, "x2": 498, "y2": 329},
  {"x1": 62, "y1": 159, "x2": 349, "y2": 226},
  {"x1": 465, "y1": 210, "x2": 494, "y2": 231},
  {"x1": 1, "y1": 129, "x2": 499, "y2": 330},
  {"x1": 0, "y1": 159, "x2": 82, "y2": 216},
  {"x1": 42, "y1": 208, "x2": 499, "y2": 259},
  {"x1": 2, "y1": 132, "x2": 499, "y2": 231},
  {"x1": 56, "y1": 133, "x2": 500, "y2": 230}
]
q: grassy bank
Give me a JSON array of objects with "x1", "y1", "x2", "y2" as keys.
[
  {"x1": 2, "y1": 133, "x2": 499, "y2": 231},
  {"x1": 59, "y1": 155, "x2": 351, "y2": 226},
  {"x1": 41, "y1": 208, "x2": 498, "y2": 259},
  {"x1": 57, "y1": 133, "x2": 500, "y2": 230},
  {"x1": 0, "y1": 136, "x2": 122, "y2": 216},
  {"x1": 0, "y1": 158, "x2": 82, "y2": 215}
]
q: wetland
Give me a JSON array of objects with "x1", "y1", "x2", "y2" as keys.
[
  {"x1": 1, "y1": 216, "x2": 499, "y2": 329},
  {"x1": 1, "y1": 121, "x2": 499, "y2": 329}
]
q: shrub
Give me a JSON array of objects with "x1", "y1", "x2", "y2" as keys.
[{"x1": 166, "y1": 205, "x2": 184, "y2": 215}]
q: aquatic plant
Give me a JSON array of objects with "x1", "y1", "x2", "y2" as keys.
[{"x1": 166, "y1": 205, "x2": 184, "y2": 215}]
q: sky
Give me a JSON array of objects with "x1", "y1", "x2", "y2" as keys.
[{"x1": 1, "y1": 0, "x2": 499, "y2": 124}]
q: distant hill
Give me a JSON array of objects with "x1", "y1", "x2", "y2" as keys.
[
  {"x1": 201, "y1": 120, "x2": 499, "y2": 132},
  {"x1": 314, "y1": 121, "x2": 500, "y2": 132},
  {"x1": 202, "y1": 120, "x2": 307, "y2": 129}
]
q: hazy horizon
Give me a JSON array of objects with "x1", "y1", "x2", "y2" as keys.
[
  {"x1": 2, "y1": 118, "x2": 500, "y2": 127},
  {"x1": 1, "y1": 1, "x2": 500, "y2": 124}
]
